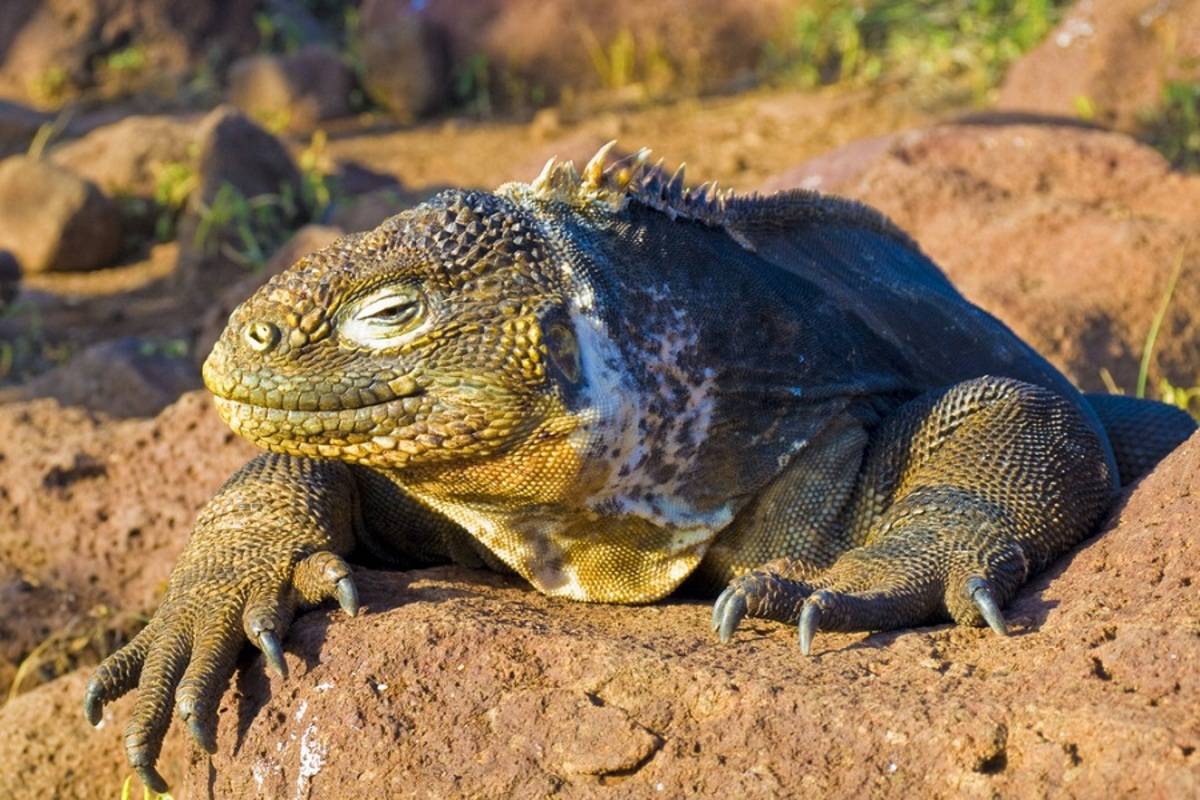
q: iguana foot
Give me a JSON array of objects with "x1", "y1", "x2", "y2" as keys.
[
  {"x1": 83, "y1": 453, "x2": 360, "y2": 792},
  {"x1": 714, "y1": 521, "x2": 1022, "y2": 654}
]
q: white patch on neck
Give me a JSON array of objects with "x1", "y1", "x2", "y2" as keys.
[{"x1": 569, "y1": 282, "x2": 731, "y2": 533}]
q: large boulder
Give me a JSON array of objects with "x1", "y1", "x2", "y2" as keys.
[
  {"x1": 763, "y1": 123, "x2": 1200, "y2": 396},
  {"x1": 997, "y1": 0, "x2": 1200, "y2": 129},
  {"x1": 11, "y1": 336, "x2": 202, "y2": 418},
  {"x1": 357, "y1": 0, "x2": 450, "y2": 121},
  {"x1": 189, "y1": 105, "x2": 303, "y2": 209},
  {"x1": 0, "y1": 156, "x2": 122, "y2": 273},
  {"x1": 181, "y1": 433, "x2": 1199, "y2": 797},
  {"x1": 49, "y1": 114, "x2": 196, "y2": 197},
  {"x1": 227, "y1": 44, "x2": 356, "y2": 132}
]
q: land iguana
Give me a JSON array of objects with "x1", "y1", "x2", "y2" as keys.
[{"x1": 83, "y1": 142, "x2": 1196, "y2": 791}]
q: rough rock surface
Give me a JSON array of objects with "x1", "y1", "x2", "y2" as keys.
[
  {"x1": 179, "y1": 433, "x2": 1199, "y2": 798},
  {"x1": 0, "y1": 155, "x2": 122, "y2": 273},
  {"x1": 0, "y1": 670, "x2": 191, "y2": 799},
  {"x1": 49, "y1": 114, "x2": 197, "y2": 197},
  {"x1": 763, "y1": 122, "x2": 1200, "y2": 395},
  {"x1": 227, "y1": 45, "x2": 355, "y2": 131},
  {"x1": 997, "y1": 0, "x2": 1200, "y2": 129},
  {"x1": 10, "y1": 336, "x2": 202, "y2": 418},
  {"x1": 0, "y1": 392, "x2": 256, "y2": 697}
]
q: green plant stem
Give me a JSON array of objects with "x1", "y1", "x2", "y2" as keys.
[{"x1": 1137, "y1": 247, "x2": 1188, "y2": 398}]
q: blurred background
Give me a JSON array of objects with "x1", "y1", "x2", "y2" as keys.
[
  {"x1": 0, "y1": 2, "x2": 1198, "y2": 796},
  {"x1": 0, "y1": 0, "x2": 1196, "y2": 415}
]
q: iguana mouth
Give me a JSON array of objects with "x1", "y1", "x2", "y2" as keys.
[{"x1": 202, "y1": 363, "x2": 424, "y2": 414}]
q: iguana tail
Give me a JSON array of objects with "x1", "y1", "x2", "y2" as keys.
[{"x1": 1085, "y1": 393, "x2": 1196, "y2": 485}]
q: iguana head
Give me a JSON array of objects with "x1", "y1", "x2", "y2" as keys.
[{"x1": 203, "y1": 186, "x2": 595, "y2": 473}]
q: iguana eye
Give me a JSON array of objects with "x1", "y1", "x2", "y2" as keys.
[
  {"x1": 361, "y1": 294, "x2": 422, "y2": 325},
  {"x1": 341, "y1": 288, "x2": 427, "y2": 348}
]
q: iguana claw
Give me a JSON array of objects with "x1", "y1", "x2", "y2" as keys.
[
  {"x1": 134, "y1": 763, "x2": 169, "y2": 795},
  {"x1": 257, "y1": 631, "x2": 288, "y2": 678},
  {"x1": 966, "y1": 577, "x2": 1008, "y2": 636},
  {"x1": 83, "y1": 680, "x2": 104, "y2": 727},
  {"x1": 177, "y1": 695, "x2": 217, "y2": 753},
  {"x1": 716, "y1": 591, "x2": 748, "y2": 644},
  {"x1": 798, "y1": 600, "x2": 822, "y2": 656},
  {"x1": 336, "y1": 576, "x2": 360, "y2": 617}
]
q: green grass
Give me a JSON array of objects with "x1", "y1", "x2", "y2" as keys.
[
  {"x1": 763, "y1": 0, "x2": 1068, "y2": 103},
  {"x1": 105, "y1": 46, "x2": 147, "y2": 74},
  {"x1": 1141, "y1": 80, "x2": 1200, "y2": 172},
  {"x1": 1101, "y1": 246, "x2": 1199, "y2": 420},
  {"x1": 152, "y1": 160, "x2": 199, "y2": 242},
  {"x1": 193, "y1": 182, "x2": 300, "y2": 269}
]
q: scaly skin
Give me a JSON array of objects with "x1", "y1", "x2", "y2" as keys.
[{"x1": 84, "y1": 144, "x2": 1197, "y2": 792}]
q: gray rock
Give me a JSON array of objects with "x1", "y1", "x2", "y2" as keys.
[
  {"x1": 0, "y1": 100, "x2": 50, "y2": 158},
  {"x1": 190, "y1": 105, "x2": 303, "y2": 207},
  {"x1": 228, "y1": 44, "x2": 356, "y2": 131},
  {"x1": 0, "y1": 156, "x2": 122, "y2": 273},
  {"x1": 49, "y1": 114, "x2": 196, "y2": 196},
  {"x1": 359, "y1": 0, "x2": 448, "y2": 121}
]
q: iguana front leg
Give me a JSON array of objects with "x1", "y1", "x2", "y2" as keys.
[
  {"x1": 83, "y1": 453, "x2": 361, "y2": 793},
  {"x1": 714, "y1": 377, "x2": 1116, "y2": 653}
]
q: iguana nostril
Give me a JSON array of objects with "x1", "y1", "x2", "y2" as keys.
[{"x1": 243, "y1": 321, "x2": 280, "y2": 352}]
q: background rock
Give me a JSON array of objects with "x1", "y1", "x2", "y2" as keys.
[
  {"x1": 0, "y1": 156, "x2": 121, "y2": 273},
  {"x1": 10, "y1": 336, "x2": 202, "y2": 418},
  {"x1": 0, "y1": 0, "x2": 259, "y2": 108},
  {"x1": 763, "y1": 122, "x2": 1200, "y2": 395},
  {"x1": 0, "y1": 98, "x2": 49, "y2": 156},
  {"x1": 997, "y1": 0, "x2": 1200, "y2": 129},
  {"x1": 0, "y1": 249, "x2": 20, "y2": 310},
  {"x1": 49, "y1": 114, "x2": 196, "y2": 197},
  {"x1": 358, "y1": 0, "x2": 450, "y2": 121},
  {"x1": 227, "y1": 44, "x2": 355, "y2": 132},
  {"x1": 188, "y1": 105, "x2": 302, "y2": 209}
]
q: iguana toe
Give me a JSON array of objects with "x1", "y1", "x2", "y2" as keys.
[
  {"x1": 965, "y1": 576, "x2": 1008, "y2": 636},
  {"x1": 124, "y1": 631, "x2": 189, "y2": 793},
  {"x1": 798, "y1": 600, "x2": 821, "y2": 656},
  {"x1": 713, "y1": 568, "x2": 816, "y2": 643},
  {"x1": 293, "y1": 551, "x2": 360, "y2": 617},
  {"x1": 255, "y1": 630, "x2": 288, "y2": 678},
  {"x1": 84, "y1": 625, "x2": 151, "y2": 726},
  {"x1": 715, "y1": 590, "x2": 748, "y2": 644}
]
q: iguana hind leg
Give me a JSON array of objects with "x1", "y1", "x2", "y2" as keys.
[{"x1": 715, "y1": 377, "x2": 1116, "y2": 653}]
